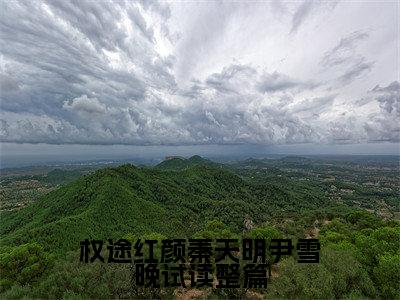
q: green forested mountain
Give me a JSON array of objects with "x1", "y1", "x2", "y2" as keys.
[{"x1": 0, "y1": 162, "x2": 327, "y2": 253}]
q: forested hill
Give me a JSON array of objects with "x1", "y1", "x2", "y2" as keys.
[{"x1": 0, "y1": 163, "x2": 327, "y2": 253}]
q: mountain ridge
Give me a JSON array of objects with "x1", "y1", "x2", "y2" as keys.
[
  {"x1": 155, "y1": 155, "x2": 222, "y2": 170},
  {"x1": 0, "y1": 159, "x2": 328, "y2": 253}
]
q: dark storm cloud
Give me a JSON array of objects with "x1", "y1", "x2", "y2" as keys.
[
  {"x1": 175, "y1": 65, "x2": 321, "y2": 145},
  {"x1": 0, "y1": 119, "x2": 9, "y2": 138},
  {"x1": 0, "y1": 1, "x2": 398, "y2": 146},
  {"x1": 0, "y1": 0, "x2": 179, "y2": 144}
]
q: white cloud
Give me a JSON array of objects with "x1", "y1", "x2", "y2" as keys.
[{"x1": 63, "y1": 95, "x2": 107, "y2": 114}]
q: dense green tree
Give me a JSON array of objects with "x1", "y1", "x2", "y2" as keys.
[
  {"x1": 268, "y1": 257, "x2": 335, "y2": 299},
  {"x1": 194, "y1": 220, "x2": 236, "y2": 239},
  {"x1": 373, "y1": 253, "x2": 400, "y2": 299},
  {"x1": 0, "y1": 243, "x2": 53, "y2": 292}
]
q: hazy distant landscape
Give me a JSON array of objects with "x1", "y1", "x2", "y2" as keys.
[{"x1": 1, "y1": 155, "x2": 399, "y2": 217}]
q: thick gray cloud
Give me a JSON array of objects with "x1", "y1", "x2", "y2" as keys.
[
  {"x1": 63, "y1": 95, "x2": 107, "y2": 115},
  {"x1": 365, "y1": 81, "x2": 400, "y2": 142},
  {"x1": 0, "y1": 0, "x2": 398, "y2": 146},
  {"x1": 371, "y1": 81, "x2": 400, "y2": 114},
  {"x1": 257, "y1": 72, "x2": 320, "y2": 93}
]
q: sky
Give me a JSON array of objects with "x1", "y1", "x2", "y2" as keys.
[{"x1": 0, "y1": 0, "x2": 399, "y2": 164}]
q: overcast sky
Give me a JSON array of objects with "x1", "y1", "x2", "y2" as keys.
[{"x1": 0, "y1": 0, "x2": 399, "y2": 159}]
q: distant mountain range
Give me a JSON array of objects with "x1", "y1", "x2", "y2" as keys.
[{"x1": 155, "y1": 155, "x2": 222, "y2": 170}]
